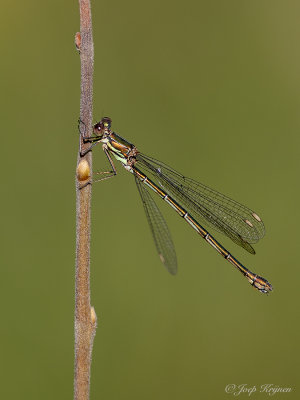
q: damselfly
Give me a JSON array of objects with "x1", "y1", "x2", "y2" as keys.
[{"x1": 79, "y1": 117, "x2": 272, "y2": 294}]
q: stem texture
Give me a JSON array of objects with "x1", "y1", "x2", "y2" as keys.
[{"x1": 74, "y1": 1, "x2": 96, "y2": 399}]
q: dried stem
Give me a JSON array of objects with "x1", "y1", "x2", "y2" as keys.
[{"x1": 74, "y1": 1, "x2": 96, "y2": 399}]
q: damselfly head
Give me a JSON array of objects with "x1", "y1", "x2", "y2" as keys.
[{"x1": 93, "y1": 117, "x2": 112, "y2": 136}]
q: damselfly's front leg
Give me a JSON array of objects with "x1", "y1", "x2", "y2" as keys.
[
  {"x1": 80, "y1": 136, "x2": 102, "y2": 157},
  {"x1": 78, "y1": 118, "x2": 103, "y2": 156}
]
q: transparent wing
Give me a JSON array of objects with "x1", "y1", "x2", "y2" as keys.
[
  {"x1": 134, "y1": 172, "x2": 177, "y2": 275},
  {"x1": 136, "y1": 153, "x2": 265, "y2": 255}
]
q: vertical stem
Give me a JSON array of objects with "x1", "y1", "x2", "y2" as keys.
[{"x1": 74, "y1": 1, "x2": 96, "y2": 399}]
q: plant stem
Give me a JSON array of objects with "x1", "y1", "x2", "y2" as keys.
[{"x1": 74, "y1": 1, "x2": 96, "y2": 399}]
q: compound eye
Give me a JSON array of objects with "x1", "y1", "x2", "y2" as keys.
[{"x1": 93, "y1": 122, "x2": 102, "y2": 133}]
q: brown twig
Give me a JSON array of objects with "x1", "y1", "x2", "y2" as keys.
[{"x1": 74, "y1": 1, "x2": 97, "y2": 399}]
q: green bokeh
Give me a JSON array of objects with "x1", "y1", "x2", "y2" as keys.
[{"x1": 1, "y1": 1, "x2": 299, "y2": 399}]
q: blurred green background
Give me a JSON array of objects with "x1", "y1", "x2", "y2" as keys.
[{"x1": 1, "y1": 0, "x2": 299, "y2": 399}]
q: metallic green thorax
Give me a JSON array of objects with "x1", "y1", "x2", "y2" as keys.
[{"x1": 103, "y1": 132, "x2": 135, "y2": 166}]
